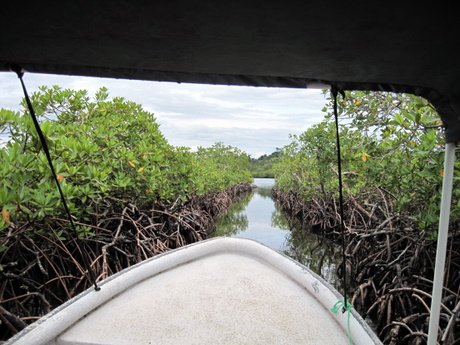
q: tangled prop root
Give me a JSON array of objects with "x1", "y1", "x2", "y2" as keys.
[
  {"x1": 273, "y1": 188, "x2": 460, "y2": 345},
  {"x1": 0, "y1": 183, "x2": 253, "y2": 341}
]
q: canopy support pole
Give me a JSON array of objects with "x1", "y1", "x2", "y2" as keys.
[{"x1": 427, "y1": 141, "x2": 456, "y2": 345}]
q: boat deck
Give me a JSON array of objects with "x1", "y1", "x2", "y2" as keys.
[
  {"x1": 7, "y1": 238, "x2": 381, "y2": 345},
  {"x1": 60, "y1": 253, "x2": 347, "y2": 344}
]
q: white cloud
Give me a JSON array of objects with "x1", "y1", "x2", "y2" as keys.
[{"x1": 0, "y1": 72, "x2": 328, "y2": 158}]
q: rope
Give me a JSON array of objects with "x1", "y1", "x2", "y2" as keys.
[
  {"x1": 332, "y1": 87, "x2": 348, "y2": 305},
  {"x1": 10, "y1": 65, "x2": 101, "y2": 291},
  {"x1": 331, "y1": 299, "x2": 354, "y2": 345},
  {"x1": 331, "y1": 87, "x2": 353, "y2": 344}
]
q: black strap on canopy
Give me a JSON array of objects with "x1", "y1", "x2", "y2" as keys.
[
  {"x1": 10, "y1": 64, "x2": 101, "y2": 291},
  {"x1": 331, "y1": 87, "x2": 349, "y2": 310}
]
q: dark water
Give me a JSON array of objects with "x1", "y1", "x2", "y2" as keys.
[{"x1": 214, "y1": 178, "x2": 343, "y2": 290}]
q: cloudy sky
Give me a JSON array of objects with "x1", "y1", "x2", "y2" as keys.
[{"x1": 0, "y1": 72, "x2": 328, "y2": 158}]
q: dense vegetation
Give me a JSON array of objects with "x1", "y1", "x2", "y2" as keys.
[
  {"x1": 248, "y1": 150, "x2": 280, "y2": 178},
  {"x1": 273, "y1": 91, "x2": 460, "y2": 344},
  {"x1": 2, "y1": 85, "x2": 459, "y2": 344},
  {"x1": 0, "y1": 86, "x2": 253, "y2": 340}
]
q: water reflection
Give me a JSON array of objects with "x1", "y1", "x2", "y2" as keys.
[
  {"x1": 285, "y1": 228, "x2": 342, "y2": 292},
  {"x1": 215, "y1": 178, "x2": 289, "y2": 252},
  {"x1": 214, "y1": 193, "x2": 251, "y2": 236},
  {"x1": 214, "y1": 178, "x2": 342, "y2": 289}
]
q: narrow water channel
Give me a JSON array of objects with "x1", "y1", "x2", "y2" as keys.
[{"x1": 214, "y1": 178, "x2": 343, "y2": 290}]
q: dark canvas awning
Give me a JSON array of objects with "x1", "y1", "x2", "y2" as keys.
[{"x1": 2, "y1": 2, "x2": 460, "y2": 141}]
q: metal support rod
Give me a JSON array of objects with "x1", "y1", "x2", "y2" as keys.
[{"x1": 427, "y1": 142, "x2": 456, "y2": 345}]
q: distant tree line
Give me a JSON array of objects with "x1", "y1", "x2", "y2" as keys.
[{"x1": 248, "y1": 150, "x2": 281, "y2": 178}]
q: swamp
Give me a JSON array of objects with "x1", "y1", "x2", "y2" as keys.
[{"x1": 1, "y1": 87, "x2": 460, "y2": 344}]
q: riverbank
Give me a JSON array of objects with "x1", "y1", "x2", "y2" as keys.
[
  {"x1": 0, "y1": 182, "x2": 254, "y2": 341},
  {"x1": 272, "y1": 187, "x2": 460, "y2": 344}
]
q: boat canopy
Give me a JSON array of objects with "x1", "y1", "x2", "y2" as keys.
[{"x1": 2, "y1": 2, "x2": 460, "y2": 140}]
